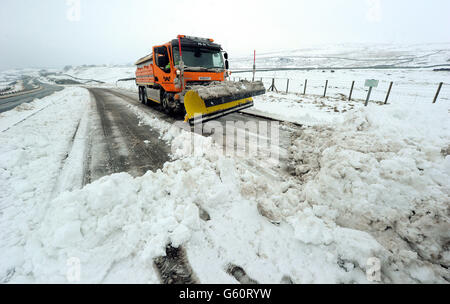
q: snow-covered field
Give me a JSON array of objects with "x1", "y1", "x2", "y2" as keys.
[
  {"x1": 231, "y1": 43, "x2": 450, "y2": 70},
  {"x1": 0, "y1": 65, "x2": 135, "y2": 88},
  {"x1": 0, "y1": 44, "x2": 449, "y2": 284},
  {"x1": 243, "y1": 91, "x2": 358, "y2": 126},
  {"x1": 231, "y1": 43, "x2": 450, "y2": 106},
  {"x1": 234, "y1": 69, "x2": 450, "y2": 106}
]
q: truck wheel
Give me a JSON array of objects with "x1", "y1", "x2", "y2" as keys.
[
  {"x1": 140, "y1": 87, "x2": 146, "y2": 104},
  {"x1": 142, "y1": 88, "x2": 148, "y2": 105},
  {"x1": 174, "y1": 102, "x2": 187, "y2": 119},
  {"x1": 162, "y1": 94, "x2": 172, "y2": 115},
  {"x1": 138, "y1": 87, "x2": 142, "y2": 101}
]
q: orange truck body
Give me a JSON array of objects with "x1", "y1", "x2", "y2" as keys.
[
  {"x1": 136, "y1": 51, "x2": 226, "y2": 95},
  {"x1": 135, "y1": 36, "x2": 226, "y2": 102},
  {"x1": 135, "y1": 35, "x2": 264, "y2": 123}
]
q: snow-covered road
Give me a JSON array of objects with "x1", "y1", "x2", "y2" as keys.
[
  {"x1": 0, "y1": 84, "x2": 449, "y2": 284},
  {"x1": 85, "y1": 88, "x2": 171, "y2": 182}
]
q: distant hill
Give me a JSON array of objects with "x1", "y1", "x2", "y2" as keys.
[{"x1": 230, "y1": 43, "x2": 450, "y2": 70}]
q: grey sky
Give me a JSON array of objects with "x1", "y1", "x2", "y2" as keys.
[{"x1": 1, "y1": 0, "x2": 449, "y2": 71}]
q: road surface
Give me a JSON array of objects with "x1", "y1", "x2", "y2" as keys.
[
  {"x1": 0, "y1": 82, "x2": 63, "y2": 113},
  {"x1": 89, "y1": 87, "x2": 294, "y2": 178},
  {"x1": 84, "y1": 88, "x2": 172, "y2": 184}
]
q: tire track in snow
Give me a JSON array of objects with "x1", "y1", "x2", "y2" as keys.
[
  {"x1": 50, "y1": 117, "x2": 82, "y2": 198},
  {"x1": 154, "y1": 245, "x2": 199, "y2": 284},
  {"x1": 226, "y1": 264, "x2": 259, "y2": 284}
]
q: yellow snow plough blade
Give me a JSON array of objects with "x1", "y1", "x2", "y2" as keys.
[
  {"x1": 183, "y1": 80, "x2": 266, "y2": 124},
  {"x1": 184, "y1": 91, "x2": 254, "y2": 124}
]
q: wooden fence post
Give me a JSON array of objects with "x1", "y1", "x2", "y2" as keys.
[
  {"x1": 384, "y1": 82, "x2": 393, "y2": 104},
  {"x1": 365, "y1": 87, "x2": 373, "y2": 107},
  {"x1": 303, "y1": 79, "x2": 307, "y2": 95},
  {"x1": 323, "y1": 80, "x2": 328, "y2": 97},
  {"x1": 286, "y1": 79, "x2": 290, "y2": 94},
  {"x1": 268, "y1": 78, "x2": 278, "y2": 93},
  {"x1": 349, "y1": 81, "x2": 355, "y2": 101},
  {"x1": 433, "y1": 82, "x2": 443, "y2": 104}
]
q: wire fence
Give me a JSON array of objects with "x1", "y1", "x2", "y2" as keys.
[{"x1": 232, "y1": 75, "x2": 449, "y2": 105}]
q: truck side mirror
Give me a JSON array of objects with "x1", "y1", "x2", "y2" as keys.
[
  {"x1": 224, "y1": 52, "x2": 229, "y2": 60},
  {"x1": 225, "y1": 60, "x2": 229, "y2": 70}
]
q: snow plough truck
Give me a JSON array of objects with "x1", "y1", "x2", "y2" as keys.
[{"x1": 135, "y1": 35, "x2": 266, "y2": 124}]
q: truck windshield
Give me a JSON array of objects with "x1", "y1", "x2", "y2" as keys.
[{"x1": 173, "y1": 47, "x2": 224, "y2": 70}]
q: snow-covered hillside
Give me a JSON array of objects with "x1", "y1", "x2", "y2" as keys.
[
  {"x1": 230, "y1": 43, "x2": 450, "y2": 70},
  {"x1": 63, "y1": 65, "x2": 135, "y2": 83}
]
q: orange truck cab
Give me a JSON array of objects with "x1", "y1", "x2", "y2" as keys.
[{"x1": 135, "y1": 35, "x2": 265, "y2": 123}]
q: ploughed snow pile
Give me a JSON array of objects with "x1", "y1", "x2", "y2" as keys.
[
  {"x1": 190, "y1": 80, "x2": 265, "y2": 100},
  {"x1": 289, "y1": 99, "x2": 450, "y2": 282},
  {"x1": 2, "y1": 154, "x2": 392, "y2": 284},
  {"x1": 0, "y1": 87, "x2": 86, "y2": 132},
  {"x1": 0, "y1": 88, "x2": 90, "y2": 282}
]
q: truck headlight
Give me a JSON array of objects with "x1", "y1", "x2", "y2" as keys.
[{"x1": 176, "y1": 70, "x2": 181, "y2": 76}]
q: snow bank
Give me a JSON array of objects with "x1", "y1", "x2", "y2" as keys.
[
  {"x1": 189, "y1": 80, "x2": 265, "y2": 100},
  {"x1": 0, "y1": 87, "x2": 90, "y2": 282},
  {"x1": 4, "y1": 153, "x2": 394, "y2": 284},
  {"x1": 289, "y1": 99, "x2": 450, "y2": 282},
  {"x1": 0, "y1": 88, "x2": 84, "y2": 132}
]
